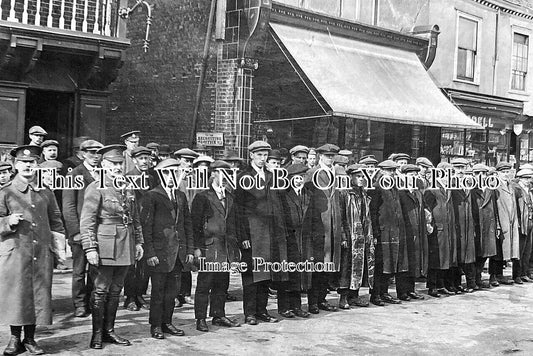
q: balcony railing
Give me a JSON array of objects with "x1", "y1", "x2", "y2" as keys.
[{"x1": 0, "y1": 0, "x2": 120, "y2": 37}]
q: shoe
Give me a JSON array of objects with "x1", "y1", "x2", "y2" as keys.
[
  {"x1": 102, "y1": 331, "x2": 131, "y2": 346},
  {"x1": 456, "y1": 286, "x2": 466, "y2": 293},
  {"x1": 407, "y1": 291, "x2": 425, "y2": 300},
  {"x1": 370, "y1": 296, "x2": 385, "y2": 306},
  {"x1": 381, "y1": 294, "x2": 401, "y2": 304},
  {"x1": 428, "y1": 289, "x2": 441, "y2": 297},
  {"x1": 162, "y1": 323, "x2": 185, "y2": 336},
  {"x1": 255, "y1": 313, "x2": 279, "y2": 323},
  {"x1": 489, "y1": 275, "x2": 500, "y2": 287},
  {"x1": 3, "y1": 336, "x2": 25, "y2": 355},
  {"x1": 293, "y1": 309, "x2": 310, "y2": 318},
  {"x1": 463, "y1": 288, "x2": 474, "y2": 293},
  {"x1": 449, "y1": 287, "x2": 462, "y2": 295},
  {"x1": 22, "y1": 339, "x2": 44, "y2": 355},
  {"x1": 398, "y1": 294, "x2": 411, "y2": 301},
  {"x1": 279, "y1": 310, "x2": 296, "y2": 318},
  {"x1": 338, "y1": 295, "x2": 350, "y2": 309},
  {"x1": 196, "y1": 319, "x2": 209, "y2": 332},
  {"x1": 226, "y1": 293, "x2": 238, "y2": 301},
  {"x1": 212, "y1": 316, "x2": 241, "y2": 327},
  {"x1": 521, "y1": 276, "x2": 533, "y2": 283},
  {"x1": 245, "y1": 315, "x2": 258, "y2": 325},
  {"x1": 183, "y1": 296, "x2": 194, "y2": 304},
  {"x1": 352, "y1": 297, "x2": 369, "y2": 307},
  {"x1": 308, "y1": 305, "x2": 319, "y2": 314},
  {"x1": 136, "y1": 296, "x2": 150, "y2": 310},
  {"x1": 514, "y1": 277, "x2": 524, "y2": 284},
  {"x1": 480, "y1": 281, "x2": 491, "y2": 289},
  {"x1": 150, "y1": 326, "x2": 165, "y2": 339},
  {"x1": 318, "y1": 302, "x2": 337, "y2": 312},
  {"x1": 74, "y1": 306, "x2": 90, "y2": 318},
  {"x1": 55, "y1": 263, "x2": 68, "y2": 270},
  {"x1": 175, "y1": 298, "x2": 183, "y2": 308},
  {"x1": 473, "y1": 284, "x2": 481, "y2": 291},
  {"x1": 126, "y1": 301, "x2": 139, "y2": 311},
  {"x1": 437, "y1": 288, "x2": 453, "y2": 295},
  {"x1": 496, "y1": 275, "x2": 514, "y2": 285}
]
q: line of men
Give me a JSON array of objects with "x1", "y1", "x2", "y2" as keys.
[{"x1": 1, "y1": 125, "x2": 532, "y2": 354}]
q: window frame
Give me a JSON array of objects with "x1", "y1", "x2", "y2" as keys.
[
  {"x1": 510, "y1": 28, "x2": 530, "y2": 94},
  {"x1": 454, "y1": 11, "x2": 482, "y2": 85}
]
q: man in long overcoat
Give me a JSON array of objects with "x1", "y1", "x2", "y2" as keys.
[
  {"x1": 512, "y1": 168, "x2": 533, "y2": 283},
  {"x1": 141, "y1": 158, "x2": 193, "y2": 339},
  {"x1": 235, "y1": 140, "x2": 288, "y2": 325},
  {"x1": 62, "y1": 139, "x2": 103, "y2": 318},
  {"x1": 0, "y1": 145, "x2": 65, "y2": 355}
]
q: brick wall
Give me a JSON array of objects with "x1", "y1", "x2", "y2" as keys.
[{"x1": 106, "y1": 0, "x2": 217, "y2": 151}]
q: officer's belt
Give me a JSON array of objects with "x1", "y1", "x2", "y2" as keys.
[{"x1": 98, "y1": 217, "x2": 126, "y2": 225}]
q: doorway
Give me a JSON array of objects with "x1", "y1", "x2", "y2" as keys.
[{"x1": 25, "y1": 89, "x2": 75, "y2": 161}]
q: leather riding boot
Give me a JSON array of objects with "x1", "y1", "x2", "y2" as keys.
[
  {"x1": 90, "y1": 293, "x2": 105, "y2": 349},
  {"x1": 103, "y1": 296, "x2": 131, "y2": 346}
]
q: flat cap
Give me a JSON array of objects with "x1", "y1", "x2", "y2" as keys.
[
  {"x1": 10, "y1": 145, "x2": 42, "y2": 162},
  {"x1": 495, "y1": 161, "x2": 513, "y2": 171},
  {"x1": 211, "y1": 160, "x2": 232, "y2": 170},
  {"x1": 159, "y1": 144, "x2": 171, "y2": 155},
  {"x1": 0, "y1": 161, "x2": 13, "y2": 171},
  {"x1": 248, "y1": 140, "x2": 271, "y2": 153},
  {"x1": 222, "y1": 150, "x2": 242, "y2": 162},
  {"x1": 450, "y1": 157, "x2": 469, "y2": 167},
  {"x1": 346, "y1": 163, "x2": 365, "y2": 174},
  {"x1": 120, "y1": 130, "x2": 141, "y2": 140},
  {"x1": 377, "y1": 160, "x2": 398, "y2": 170},
  {"x1": 174, "y1": 148, "x2": 199, "y2": 159},
  {"x1": 400, "y1": 164, "x2": 420, "y2": 174},
  {"x1": 339, "y1": 149, "x2": 352, "y2": 156},
  {"x1": 333, "y1": 155, "x2": 349, "y2": 165},
  {"x1": 316, "y1": 143, "x2": 340, "y2": 155},
  {"x1": 29, "y1": 126, "x2": 47, "y2": 135},
  {"x1": 193, "y1": 155, "x2": 215, "y2": 165},
  {"x1": 359, "y1": 155, "x2": 378, "y2": 165},
  {"x1": 520, "y1": 163, "x2": 533, "y2": 170},
  {"x1": 287, "y1": 163, "x2": 309, "y2": 176},
  {"x1": 155, "y1": 158, "x2": 180, "y2": 170},
  {"x1": 289, "y1": 145, "x2": 309, "y2": 155},
  {"x1": 97, "y1": 144, "x2": 126, "y2": 163},
  {"x1": 393, "y1": 153, "x2": 411, "y2": 162},
  {"x1": 80, "y1": 139, "x2": 104, "y2": 151},
  {"x1": 487, "y1": 167, "x2": 497, "y2": 175},
  {"x1": 472, "y1": 163, "x2": 489, "y2": 173},
  {"x1": 437, "y1": 162, "x2": 453, "y2": 169},
  {"x1": 73, "y1": 136, "x2": 90, "y2": 148},
  {"x1": 334, "y1": 166, "x2": 347, "y2": 176},
  {"x1": 416, "y1": 157, "x2": 434, "y2": 168},
  {"x1": 131, "y1": 146, "x2": 152, "y2": 158},
  {"x1": 39, "y1": 160, "x2": 63, "y2": 170},
  {"x1": 146, "y1": 142, "x2": 160, "y2": 150},
  {"x1": 41, "y1": 139, "x2": 59, "y2": 148},
  {"x1": 268, "y1": 149, "x2": 282, "y2": 161},
  {"x1": 516, "y1": 168, "x2": 533, "y2": 178}
]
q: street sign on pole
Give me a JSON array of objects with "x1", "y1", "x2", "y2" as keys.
[{"x1": 196, "y1": 132, "x2": 224, "y2": 147}]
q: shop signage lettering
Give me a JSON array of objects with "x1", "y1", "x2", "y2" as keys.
[
  {"x1": 196, "y1": 132, "x2": 224, "y2": 147},
  {"x1": 469, "y1": 115, "x2": 493, "y2": 128}
]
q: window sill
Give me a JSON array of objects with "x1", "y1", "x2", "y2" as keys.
[
  {"x1": 453, "y1": 78, "x2": 480, "y2": 86},
  {"x1": 508, "y1": 89, "x2": 529, "y2": 96}
]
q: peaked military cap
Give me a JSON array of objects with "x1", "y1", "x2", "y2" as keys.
[
  {"x1": 289, "y1": 145, "x2": 309, "y2": 155},
  {"x1": 41, "y1": 139, "x2": 59, "y2": 148},
  {"x1": 174, "y1": 148, "x2": 199, "y2": 159},
  {"x1": 11, "y1": 145, "x2": 42, "y2": 162},
  {"x1": 120, "y1": 130, "x2": 141, "y2": 140},
  {"x1": 29, "y1": 126, "x2": 47, "y2": 135},
  {"x1": 316, "y1": 143, "x2": 340, "y2": 155},
  {"x1": 80, "y1": 140, "x2": 104, "y2": 151},
  {"x1": 450, "y1": 157, "x2": 469, "y2": 167},
  {"x1": 415, "y1": 157, "x2": 434, "y2": 168},
  {"x1": 131, "y1": 146, "x2": 152, "y2": 158},
  {"x1": 248, "y1": 140, "x2": 271, "y2": 153},
  {"x1": 287, "y1": 163, "x2": 309, "y2": 176},
  {"x1": 97, "y1": 145, "x2": 126, "y2": 163},
  {"x1": 495, "y1": 161, "x2": 513, "y2": 171},
  {"x1": 377, "y1": 160, "x2": 398, "y2": 170},
  {"x1": 400, "y1": 164, "x2": 420, "y2": 174}
]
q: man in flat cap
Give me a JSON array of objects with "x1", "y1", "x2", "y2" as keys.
[
  {"x1": 121, "y1": 130, "x2": 141, "y2": 174},
  {"x1": 338, "y1": 164, "x2": 375, "y2": 308},
  {"x1": 191, "y1": 160, "x2": 241, "y2": 331},
  {"x1": 0, "y1": 145, "x2": 65, "y2": 355},
  {"x1": 289, "y1": 145, "x2": 309, "y2": 166},
  {"x1": 235, "y1": 140, "x2": 288, "y2": 325},
  {"x1": 512, "y1": 168, "x2": 533, "y2": 284},
  {"x1": 359, "y1": 155, "x2": 378, "y2": 169},
  {"x1": 41, "y1": 139, "x2": 60, "y2": 163},
  {"x1": 62, "y1": 136, "x2": 90, "y2": 175},
  {"x1": 123, "y1": 146, "x2": 156, "y2": 311},
  {"x1": 489, "y1": 162, "x2": 519, "y2": 286},
  {"x1": 368, "y1": 160, "x2": 406, "y2": 306},
  {"x1": 415, "y1": 157, "x2": 434, "y2": 191},
  {"x1": 397, "y1": 164, "x2": 428, "y2": 301},
  {"x1": 307, "y1": 148, "x2": 317, "y2": 169},
  {"x1": 266, "y1": 149, "x2": 282, "y2": 171},
  {"x1": 0, "y1": 161, "x2": 13, "y2": 188},
  {"x1": 63, "y1": 140, "x2": 104, "y2": 318},
  {"x1": 28, "y1": 126, "x2": 47, "y2": 146},
  {"x1": 140, "y1": 158, "x2": 193, "y2": 339},
  {"x1": 305, "y1": 143, "x2": 342, "y2": 313},
  {"x1": 80, "y1": 144, "x2": 144, "y2": 349}
]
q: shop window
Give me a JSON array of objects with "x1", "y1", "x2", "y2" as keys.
[
  {"x1": 440, "y1": 129, "x2": 465, "y2": 159},
  {"x1": 456, "y1": 14, "x2": 480, "y2": 83},
  {"x1": 511, "y1": 33, "x2": 529, "y2": 91}
]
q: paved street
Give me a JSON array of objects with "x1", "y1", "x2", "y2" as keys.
[{"x1": 3, "y1": 268, "x2": 533, "y2": 356}]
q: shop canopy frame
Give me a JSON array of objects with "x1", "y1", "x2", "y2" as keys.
[{"x1": 255, "y1": 22, "x2": 481, "y2": 130}]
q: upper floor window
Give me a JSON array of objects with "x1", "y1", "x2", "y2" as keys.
[
  {"x1": 456, "y1": 15, "x2": 479, "y2": 82},
  {"x1": 276, "y1": 0, "x2": 362, "y2": 22},
  {"x1": 511, "y1": 33, "x2": 529, "y2": 91}
]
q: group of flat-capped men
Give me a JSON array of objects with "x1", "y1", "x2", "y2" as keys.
[{"x1": 1, "y1": 125, "x2": 532, "y2": 354}]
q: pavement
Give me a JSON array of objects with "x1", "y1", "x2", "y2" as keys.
[{"x1": 3, "y1": 266, "x2": 533, "y2": 356}]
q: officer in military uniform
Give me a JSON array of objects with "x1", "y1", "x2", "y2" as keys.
[
  {"x1": 80, "y1": 145, "x2": 144, "y2": 349},
  {"x1": 121, "y1": 130, "x2": 141, "y2": 173}
]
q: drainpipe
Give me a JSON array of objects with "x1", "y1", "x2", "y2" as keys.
[
  {"x1": 492, "y1": 9, "x2": 500, "y2": 96},
  {"x1": 409, "y1": 25, "x2": 440, "y2": 69}
]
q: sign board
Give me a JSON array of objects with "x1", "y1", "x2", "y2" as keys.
[{"x1": 196, "y1": 132, "x2": 224, "y2": 147}]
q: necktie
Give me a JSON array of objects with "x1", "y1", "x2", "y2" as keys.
[{"x1": 220, "y1": 190, "x2": 226, "y2": 209}]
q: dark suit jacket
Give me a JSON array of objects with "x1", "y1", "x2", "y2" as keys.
[
  {"x1": 191, "y1": 188, "x2": 239, "y2": 263},
  {"x1": 62, "y1": 163, "x2": 95, "y2": 242},
  {"x1": 140, "y1": 185, "x2": 194, "y2": 273}
]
